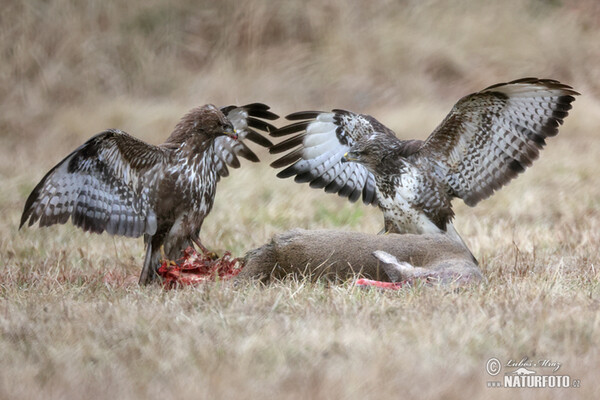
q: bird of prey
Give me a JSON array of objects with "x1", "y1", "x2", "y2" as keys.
[
  {"x1": 269, "y1": 78, "x2": 578, "y2": 249},
  {"x1": 20, "y1": 103, "x2": 278, "y2": 284}
]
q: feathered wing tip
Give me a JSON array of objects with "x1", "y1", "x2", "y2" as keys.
[
  {"x1": 419, "y1": 77, "x2": 579, "y2": 207},
  {"x1": 211, "y1": 103, "x2": 279, "y2": 178},
  {"x1": 20, "y1": 160, "x2": 66, "y2": 229},
  {"x1": 482, "y1": 77, "x2": 580, "y2": 96},
  {"x1": 222, "y1": 102, "x2": 278, "y2": 147},
  {"x1": 20, "y1": 130, "x2": 159, "y2": 238},
  {"x1": 267, "y1": 110, "x2": 379, "y2": 206}
]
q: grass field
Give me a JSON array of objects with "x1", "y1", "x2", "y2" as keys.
[{"x1": 2, "y1": 1, "x2": 600, "y2": 399}]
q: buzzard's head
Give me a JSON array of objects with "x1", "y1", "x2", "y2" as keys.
[
  {"x1": 168, "y1": 104, "x2": 237, "y2": 146},
  {"x1": 341, "y1": 133, "x2": 398, "y2": 174},
  {"x1": 193, "y1": 104, "x2": 237, "y2": 139}
]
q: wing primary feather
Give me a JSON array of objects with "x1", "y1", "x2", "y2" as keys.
[
  {"x1": 20, "y1": 149, "x2": 82, "y2": 229},
  {"x1": 245, "y1": 108, "x2": 279, "y2": 121},
  {"x1": 324, "y1": 179, "x2": 343, "y2": 194},
  {"x1": 295, "y1": 171, "x2": 317, "y2": 184},
  {"x1": 508, "y1": 159, "x2": 526, "y2": 173},
  {"x1": 221, "y1": 103, "x2": 278, "y2": 121},
  {"x1": 270, "y1": 148, "x2": 303, "y2": 168},
  {"x1": 362, "y1": 184, "x2": 376, "y2": 206},
  {"x1": 347, "y1": 186, "x2": 363, "y2": 203},
  {"x1": 244, "y1": 129, "x2": 273, "y2": 147},
  {"x1": 308, "y1": 176, "x2": 329, "y2": 189},
  {"x1": 338, "y1": 184, "x2": 355, "y2": 198},
  {"x1": 247, "y1": 117, "x2": 277, "y2": 133},
  {"x1": 276, "y1": 163, "x2": 302, "y2": 179},
  {"x1": 21, "y1": 129, "x2": 159, "y2": 239},
  {"x1": 235, "y1": 142, "x2": 259, "y2": 163},
  {"x1": 285, "y1": 111, "x2": 322, "y2": 120},
  {"x1": 220, "y1": 105, "x2": 236, "y2": 114},
  {"x1": 219, "y1": 164, "x2": 230, "y2": 177},
  {"x1": 240, "y1": 103, "x2": 271, "y2": 111},
  {"x1": 553, "y1": 99, "x2": 574, "y2": 111},
  {"x1": 270, "y1": 121, "x2": 311, "y2": 138},
  {"x1": 269, "y1": 133, "x2": 306, "y2": 154}
]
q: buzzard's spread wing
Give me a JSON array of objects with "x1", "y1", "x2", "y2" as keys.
[
  {"x1": 20, "y1": 129, "x2": 163, "y2": 237},
  {"x1": 269, "y1": 110, "x2": 386, "y2": 205},
  {"x1": 416, "y1": 78, "x2": 578, "y2": 206},
  {"x1": 213, "y1": 103, "x2": 277, "y2": 178}
]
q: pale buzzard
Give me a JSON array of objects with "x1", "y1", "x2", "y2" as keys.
[
  {"x1": 21, "y1": 103, "x2": 278, "y2": 284},
  {"x1": 270, "y1": 78, "x2": 578, "y2": 248}
]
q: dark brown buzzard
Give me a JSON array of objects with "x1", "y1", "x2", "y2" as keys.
[
  {"x1": 270, "y1": 78, "x2": 578, "y2": 250},
  {"x1": 21, "y1": 103, "x2": 278, "y2": 284}
]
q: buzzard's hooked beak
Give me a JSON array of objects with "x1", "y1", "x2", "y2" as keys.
[
  {"x1": 224, "y1": 124, "x2": 238, "y2": 140},
  {"x1": 341, "y1": 151, "x2": 357, "y2": 163}
]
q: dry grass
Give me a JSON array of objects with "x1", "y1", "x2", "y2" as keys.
[{"x1": 2, "y1": 1, "x2": 600, "y2": 399}]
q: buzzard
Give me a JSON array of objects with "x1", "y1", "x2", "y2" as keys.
[
  {"x1": 20, "y1": 103, "x2": 278, "y2": 284},
  {"x1": 269, "y1": 78, "x2": 578, "y2": 249}
]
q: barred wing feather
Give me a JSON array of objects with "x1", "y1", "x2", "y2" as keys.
[
  {"x1": 213, "y1": 103, "x2": 277, "y2": 178},
  {"x1": 416, "y1": 78, "x2": 579, "y2": 206},
  {"x1": 20, "y1": 129, "x2": 163, "y2": 237},
  {"x1": 270, "y1": 110, "x2": 380, "y2": 205}
]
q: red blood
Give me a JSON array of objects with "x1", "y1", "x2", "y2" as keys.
[
  {"x1": 157, "y1": 247, "x2": 242, "y2": 289},
  {"x1": 354, "y1": 278, "x2": 404, "y2": 290}
]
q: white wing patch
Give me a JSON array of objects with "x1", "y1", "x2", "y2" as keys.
[
  {"x1": 226, "y1": 108, "x2": 249, "y2": 134},
  {"x1": 270, "y1": 110, "x2": 382, "y2": 205}
]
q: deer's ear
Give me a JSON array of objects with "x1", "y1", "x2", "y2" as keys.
[{"x1": 372, "y1": 250, "x2": 412, "y2": 282}]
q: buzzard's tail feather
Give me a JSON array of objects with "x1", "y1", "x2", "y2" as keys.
[{"x1": 446, "y1": 223, "x2": 478, "y2": 266}]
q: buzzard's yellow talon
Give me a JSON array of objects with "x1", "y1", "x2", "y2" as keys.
[
  {"x1": 160, "y1": 245, "x2": 177, "y2": 266},
  {"x1": 191, "y1": 236, "x2": 218, "y2": 260}
]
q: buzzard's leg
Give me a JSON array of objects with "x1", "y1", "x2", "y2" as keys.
[
  {"x1": 378, "y1": 218, "x2": 395, "y2": 235},
  {"x1": 139, "y1": 238, "x2": 155, "y2": 285},
  {"x1": 139, "y1": 235, "x2": 170, "y2": 285},
  {"x1": 191, "y1": 235, "x2": 219, "y2": 260}
]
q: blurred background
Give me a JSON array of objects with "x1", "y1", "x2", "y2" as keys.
[{"x1": 3, "y1": 0, "x2": 599, "y2": 140}]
